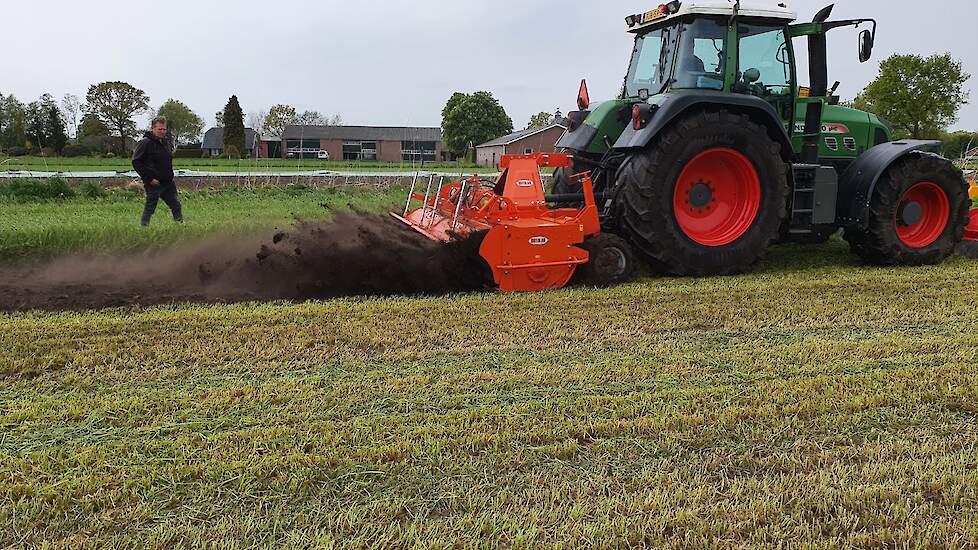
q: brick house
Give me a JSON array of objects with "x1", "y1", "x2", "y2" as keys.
[
  {"x1": 274, "y1": 125, "x2": 444, "y2": 162},
  {"x1": 475, "y1": 124, "x2": 567, "y2": 167}
]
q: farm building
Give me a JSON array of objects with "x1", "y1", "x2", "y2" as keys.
[
  {"x1": 201, "y1": 128, "x2": 260, "y2": 158},
  {"x1": 274, "y1": 126, "x2": 445, "y2": 161},
  {"x1": 475, "y1": 123, "x2": 567, "y2": 167}
]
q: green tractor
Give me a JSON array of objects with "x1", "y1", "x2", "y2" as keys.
[{"x1": 553, "y1": 1, "x2": 973, "y2": 278}]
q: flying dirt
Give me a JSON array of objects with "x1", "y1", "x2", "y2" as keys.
[{"x1": 0, "y1": 213, "x2": 490, "y2": 312}]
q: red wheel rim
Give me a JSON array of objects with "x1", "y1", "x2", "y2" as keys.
[
  {"x1": 895, "y1": 181, "x2": 949, "y2": 248},
  {"x1": 673, "y1": 148, "x2": 761, "y2": 247}
]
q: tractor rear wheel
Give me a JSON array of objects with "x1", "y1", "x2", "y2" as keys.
[
  {"x1": 843, "y1": 152, "x2": 969, "y2": 266},
  {"x1": 551, "y1": 166, "x2": 581, "y2": 195},
  {"x1": 616, "y1": 109, "x2": 789, "y2": 275},
  {"x1": 573, "y1": 233, "x2": 636, "y2": 287}
]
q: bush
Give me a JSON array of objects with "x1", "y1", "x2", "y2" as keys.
[
  {"x1": 105, "y1": 152, "x2": 116, "y2": 159},
  {"x1": 78, "y1": 180, "x2": 106, "y2": 199},
  {"x1": 0, "y1": 177, "x2": 75, "y2": 201},
  {"x1": 224, "y1": 145, "x2": 242, "y2": 159},
  {"x1": 6, "y1": 146, "x2": 28, "y2": 157},
  {"x1": 61, "y1": 144, "x2": 92, "y2": 157},
  {"x1": 173, "y1": 148, "x2": 205, "y2": 159},
  {"x1": 39, "y1": 147, "x2": 57, "y2": 157}
]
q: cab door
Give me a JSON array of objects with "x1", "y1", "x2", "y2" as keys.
[{"x1": 735, "y1": 24, "x2": 797, "y2": 126}]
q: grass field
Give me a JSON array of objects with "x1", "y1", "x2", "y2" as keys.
[
  {"x1": 0, "y1": 185, "x2": 405, "y2": 261},
  {"x1": 1, "y1": 155, "x2": 492, "y2": 174},
  {"x1": 1, "y1": 187, "x2": 977, "y2": 547}
]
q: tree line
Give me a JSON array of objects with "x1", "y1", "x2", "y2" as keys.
[{"x1": 0, "y1": 81, "x2": 342, "y2": 159}]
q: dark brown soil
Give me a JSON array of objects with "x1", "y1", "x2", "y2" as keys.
[{"x1": 0, "y1": 214, "x2": 491, "y2": 312}]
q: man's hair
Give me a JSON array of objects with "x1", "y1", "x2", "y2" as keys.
[{"x1": 151, "y1": 116, "x2": 167, "y2": 128}]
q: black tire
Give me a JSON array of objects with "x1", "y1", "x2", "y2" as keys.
[
  {"x1": 615, "y1": 109, "x2": 789, "y2": 276},
  {"x1": 573, "y1": 233, "x2": 636, "y2": 287},
  {"x1": 551, "y1": 166, "x2": 582, "y2": 195},
  {"x1": 843, "y1": 152, "x2": 969, "y2": 266},
  {"x1": 957, "y1": 240, "x2": 978, "y2": 259}
]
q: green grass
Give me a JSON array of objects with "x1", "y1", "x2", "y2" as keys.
[
  {"x1": 1, "y1": 188, "x2": 977, "y2": 546},
  {"x1": 1, "y1": 155, "x2": 492, "y2": 174},
  {"x1": 0, "y1": 185, "x2": 406, "y2": 261}
]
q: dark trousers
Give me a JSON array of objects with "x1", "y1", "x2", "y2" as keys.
[{"x1": 141, "y1": 181, "x2": 183, "y2": 226}]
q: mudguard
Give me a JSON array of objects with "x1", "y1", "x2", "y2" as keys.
[
  {"x1": 555, "y1": 123, "x2": 598, "y2": 153},
  {"x1": 836, "y1": 140, "x2": 941, "y2": 228},
  {"x1": 612, "y1": 92, "x2": 794, "y2": 160}
]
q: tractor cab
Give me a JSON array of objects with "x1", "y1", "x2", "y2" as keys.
[{"x1": 623, "y1": 1, "x2": 796, "y2": 101}]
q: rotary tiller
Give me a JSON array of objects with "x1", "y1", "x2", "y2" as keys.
[{"x1": 390, "y1": 153, "x2": 607, "y2": 292}]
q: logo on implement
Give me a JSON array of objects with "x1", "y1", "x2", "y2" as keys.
[
  {"x1": 528, "y1": 236, "x2": 549, "y2": 245},
  {"x1": 516, "y1": 179, "x2": 534, "y2": 188}
]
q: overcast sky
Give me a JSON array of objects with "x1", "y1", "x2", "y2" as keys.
[{"x1": 3, "y1": 0, "x2": 976, "y2": 133}]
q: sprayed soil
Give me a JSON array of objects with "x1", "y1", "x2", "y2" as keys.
[{"x1": 0, "y1": 214, "x2": 491, "y2": 312}]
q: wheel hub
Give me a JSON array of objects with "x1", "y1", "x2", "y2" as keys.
[
  {"x1": 672, "y1": 148, "x2": 762, "y2": 247},
  {"x1": 899, "y1": 201, "x2": 923, "y2": 226},
  {"x1": 894, "y1": 181, "x2": 950, "y2": 248},
  {"x1": 687, "y1": 181, "x2": 714, "y2": 209}
]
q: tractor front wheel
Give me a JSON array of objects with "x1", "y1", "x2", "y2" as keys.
[
  {"x1": 844, "y1": 152, "x2": 970, "y2": 266},
  {"x1": 616, "y1": 109, "x2": 789, "y2": 275}
]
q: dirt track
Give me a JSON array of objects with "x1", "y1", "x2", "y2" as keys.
[{"x1": 0, "y1": 214, "x2": 489, "y2": 312}]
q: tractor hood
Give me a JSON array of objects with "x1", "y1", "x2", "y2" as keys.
[{"x1": 555, "y1": 99, "x2": 636, "y2": 155}]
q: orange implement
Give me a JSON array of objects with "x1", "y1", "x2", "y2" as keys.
[
  {"x1": 967, "y1": 179, "x2": 978, "y2": 243},
  {"x1": 391, "y1": 153, "x2": 601, "y2": 292}
]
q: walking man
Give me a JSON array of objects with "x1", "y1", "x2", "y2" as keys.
[{"x1": 132, "y1": 116, "x2": 183, "y2": 226}]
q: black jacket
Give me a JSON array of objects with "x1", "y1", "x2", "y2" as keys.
[{"x1": 132, "y1": 132, "x2": 174, "y2": 185}]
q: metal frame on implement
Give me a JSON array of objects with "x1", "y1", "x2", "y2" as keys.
[
  {"x1": 391, "y1": 153, "x2": 602, "y2": 292},
  {"x1": 966, "y1": 179, "x2": 978, "y2": 244}
]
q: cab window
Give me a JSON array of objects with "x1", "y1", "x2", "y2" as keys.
[
  {"x1": 737, "y1": 24, "x2": 791, "y2": 96},
  {"x1": 672, "y1": 18, "x2": 727, "y2": 90}
]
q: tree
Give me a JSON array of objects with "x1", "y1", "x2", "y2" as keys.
[
  {"x1": 247, "y1": 110, "x2": 266, "y2": 135},
  {"x1": 853, "y1": 53, "x2": 970, "y2": 139},
  {"x1": 0, "y1": 93, "x2": 27, "y2": 150},
  {"x1": 941, "y1": 130, "x2": 978, "y2": 160},
  {"x1": 298, "y1": 110, "x2": 327, "y2": 125},
  {"x1": 85, "y1": 81, "x2": 150, "y2": 153},
  {"x1": 214, "y1": 111, "x2": 224, "y2": 128},
  {"x1": 157, "y1": 99, "x2": 204, "y2": 145},
  {"x1": 24, "y1": 100, "x2": 45, "y2": 151},
  {"x1": 221, "y1": 95, "x2": 245, "y2": 158},
  {"x1": 23, "y1": 94, "x2": 67, "y2": 153},
  {"x1": 45, "y1": 99, "x2": 68, "y2": 152},
  {"x1": 61, "y1": 94, "x2": 81, "y2": 140},
  {"x1": 263, "y1": 104, "x2": 297, "y2": 136},
  {"x1": 441, "y1": 91, "x2": 513, "y2": 157},
  {"x1": 78, "y1": 113, "x2": 110, "y2": 139},
  {"x1": 526, "y1": 111, "x2": 556, "y2": 130}
]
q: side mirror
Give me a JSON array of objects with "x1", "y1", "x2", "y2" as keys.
[
  {"x1": 744, "y1": 68, "x2": 761, "y2": 83},
  {"x1": 858, "y1": 29, "x2": 874, "y2": 63}
]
